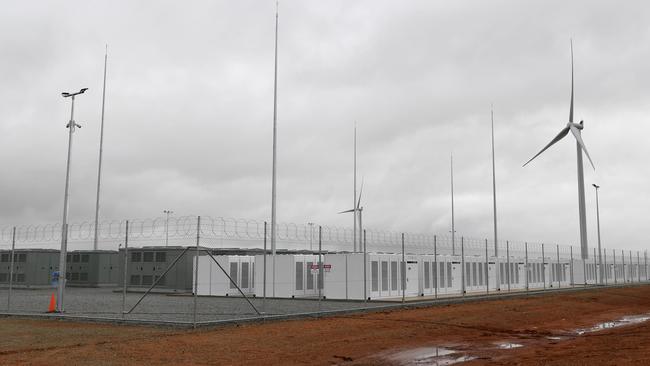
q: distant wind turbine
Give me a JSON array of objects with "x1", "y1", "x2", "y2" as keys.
[
  {"x1": 523, "y1": 40, "x2": 595, "y2": 259},
  {"x1": 339, "y1": 179, "x2": 363, "y2": 252}
]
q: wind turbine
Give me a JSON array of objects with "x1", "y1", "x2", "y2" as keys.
[
  {"x1": 339, "y1": 179, "x2": 363, "y2": 252},
  {"x1": 523, "y1": 40, "x2": 595, "y2": 259}
]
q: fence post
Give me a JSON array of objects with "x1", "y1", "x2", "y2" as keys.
[
  {"x1": 556, "y1": 244, "x2": 561, "y2": 288},
  {"x1": 485, "y1": 238, "x2": 489, "y2": 295},
  {"x1": 525, "y1": 242, "x2": 529, "y2": 292},
  {"x1": 645, "y1": 250, "x2": 648, "y2": 281},
  {"x1": 613, "y1": 249, "x2": 617, "y2": 284},
  {"x1": 401, "y1": 233, "x2": 405, "y2": 304},
  {"x1": 495, "y1": 237, "x2": 499, "y2": 292},
  {"x1": 318, "y1": 225, "x2": 322, "y2": 313},
  {"x1": 582, "y1": 247, "x2": 587, "y2": 287},
  {"x1": 121, "y1": 221, "x2": 129, "y2": 319},
  {"x1": 638, "y1": 251, "x2": 641, "y2": 283},
  {"x1": 434, "y1": 235, "x2": 438, "y2": 299},
  {"x1": 363, "y1": 229, "x2": 367, "y2": 303},
  {"x1": 593, "y1": 248, "x2": 597, "y2": 284},
  {"x1": 542, "y1": 243, "x2": 546, "y2": 290},
  {"x1": 461, "y1": 236, "x2": 465, "y2": 297},
  {"x1": 628, "y1": 250, "x2": 632, "y2": 282},
  {"x1": 193, "y1": 216, "x2": 200, "y2": 328},
  {"x1": 7, "y1": 227, "x2": 16, "y2": 311},
  {"x1": 570, "y1": 246, "x2": 574, "y2": 287},
  {"x1": 622, "y1": 250, "x2": 626, "y2": 283},
  {"x1": 603, "y1": 249, "x2": 609, "y2": 286},
  {"x1": 263, "y1": 221, "x2": 267, "y2": 314},
  {"x1": 506, "y1": 241, "x2": 510, "y2": 292}
]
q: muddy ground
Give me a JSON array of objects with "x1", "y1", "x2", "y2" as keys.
[{"x1": 2, "y1": 285, "x2": 650, "y2": 365}]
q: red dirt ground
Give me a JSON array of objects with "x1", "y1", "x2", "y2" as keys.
[{"x1": 2, "y1": 285, "x2": 650, "y2": 365}]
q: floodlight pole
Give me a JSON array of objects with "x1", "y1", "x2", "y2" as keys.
[
  {"x1": 490, "y1": 106, "x2": 500, "y2": 289},
  {"x1": 58, "y1": 88, "x2": 87, "y2": 312},
  {"x1": 270, "y1": 0, "x2": 279, "y2": 298},
  {"x1": 353, "y1": 123, "x2": 357, "y2": 252},
  {"x1": 592, "y1": 184, "x2": 603, "y2": 284},
  {"x1": 93, "y1": 46, "x2": 108, "y2": 251},
  {"x1": 450, "y1": 154, "x2": 455, "y2": 256}
]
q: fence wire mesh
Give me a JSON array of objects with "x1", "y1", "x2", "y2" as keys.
[{"x1": 1, "y1": 215, "x2": 648, "y2": 326}]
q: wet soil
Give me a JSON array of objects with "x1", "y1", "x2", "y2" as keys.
[{"x1": 2, "y1": 285, "x2": 650, "y2": 365}]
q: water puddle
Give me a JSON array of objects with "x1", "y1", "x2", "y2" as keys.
[
  {"x1": 546, "y1": 336, "x2": 565, "y2": 341},
  {"x1": 496, "y1": 342, "x2": 523, "y2": 349},
  {"x1": 574, "y1": 315, "x2": 650, "y2": 335},
  {"x1": 387, "y1": 347, "x2": 476, "y2": 365}
]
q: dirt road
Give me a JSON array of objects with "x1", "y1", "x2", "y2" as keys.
[{"x1": 2, "y1": 285, "x2": 650, "y2": 365}]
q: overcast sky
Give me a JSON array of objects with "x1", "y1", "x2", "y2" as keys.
[{"x1": 1, "y1": 1, "x2": 649, "y2": 251}]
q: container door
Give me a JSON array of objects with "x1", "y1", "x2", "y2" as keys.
[
  {"x1": 294, "y1": 260, "x2": 304, "y2": 296},
  {"x1": 451, "y1": 261, "x2": 461, "y2": 293},
  {"x1": 405, "y1": 260, "x2": 418, "y2": 296},
  {"x1": 422, "y1": 258, "x2": 431, "y2": 295},
  {"x1": 370, "y1": 259, "x2": 380, "y2": 298},
  {"x1": 488, "y1": 262, "x2": 497, "y2": 291}
]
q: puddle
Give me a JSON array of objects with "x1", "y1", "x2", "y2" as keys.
[
  {"x1": 497, "y1": 342, "x2": 523, "y2": 349},
  {"x1": 546, "y1": 336, "x2": 565, "y2": 341},
  {"x1": 574, "y1": 315, "x2": 650, "y2": 335},
  {"x1": 387, "y1": 347, "x2": 476, "y2": 365}
]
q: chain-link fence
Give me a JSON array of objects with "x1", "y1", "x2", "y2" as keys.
[{"x1": 1, "y1": 215, "x2": 648, "y2": 327}]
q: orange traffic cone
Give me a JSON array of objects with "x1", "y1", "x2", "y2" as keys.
[{"x1": 47, "y1": 293, "x2": 56, "y2": 313}]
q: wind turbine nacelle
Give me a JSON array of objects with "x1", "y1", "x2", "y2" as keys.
[{"x1": 569, "y1": 121, "x2": 584, "y2": 130}]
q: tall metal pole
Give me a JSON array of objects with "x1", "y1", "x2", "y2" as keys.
[
  {"x1": 353, "y1": 123, "x2": 357, "y2": 252},
  {"x1": 450, "y1": 154, "x2": 455, "y2": 256},
  {"x1": 270, "y1": 0, "x2": 279, "y2": 298},
  {"x1": 490, "y1": 106, "x2": 499, "y2": 288},
  {"x1": 93, "y1": 45, "x2": 109, "y2": 251},
  {"x1": 7, "y1": 227, "x2": 15, "y2": 311},
  {"x1": 58, "y1": 88, "x2": 86, "y2": 313},
  {"x1": 121, "y1": 220, "x2": 129, "y2": 318}
]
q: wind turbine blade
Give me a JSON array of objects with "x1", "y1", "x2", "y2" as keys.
[
  {"x1": 569, "y1": 39, "x2": 574, "y2": 123},
  {"x1": 338, "y1": 209, "x2": 355, "y2": 214},
  {"x1": 569, "y1": 124, "x2": 595, "y2": 170},
  {"x1": 522, "y1": 126, "x2": 570, "y2": 167},
  {"x1": 357, "y1": 178, "x2": 364, "y2": 209}
]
